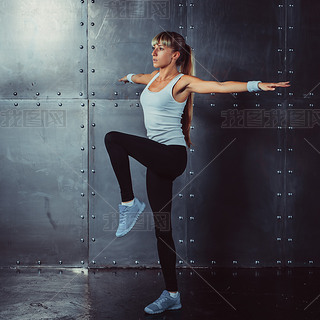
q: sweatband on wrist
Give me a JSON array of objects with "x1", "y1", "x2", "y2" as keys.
[
  {"x1": 247, "y1": 81, "x2": 262, "y2": 92},
  {"x1": 127, "y1": 73, "x2": 135, "y2": 84}
]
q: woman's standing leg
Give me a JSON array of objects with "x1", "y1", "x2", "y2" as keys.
[{"x1": 146, "y1": 169, "x2": 178, "y2": 292}]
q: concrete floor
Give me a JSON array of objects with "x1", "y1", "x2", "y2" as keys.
[{"x1": 0, "y1": 267, "x2": 320, "y2": 320}]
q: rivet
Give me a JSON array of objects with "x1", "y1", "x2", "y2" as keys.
[
  {"x1": 114, "y1": 92, "x2": 118, "y2": 95},
  {"x1": 277, "y1": 92, "x2": 282, "y2": 96},
  {"x1": 288, "y1": 192, "x2": 293, "y2": 196},
  {"x1": 179, "y1": 260, "x2": 184, "y2": 264},
  {"x1": 79, "y1": 92, "x2": 83, "y2": 96},
  {"x1": 255, "y1": 260, "x2": 260, "y2": 264},
  {"x1": 80, "y1": 215, "x2": 84, "y2": 219},
  {"x1": 211, "y1": 261, "x2": 216, "y2": 265},
  {"x1": 91, "y1": 103, "x2": 95, "y2": 107},
  {"x1": 81, "y1": 103, "x2": 85, "y2": 107},
  {"x1": 91, "y1": 215, "x2": 95, "y2": 219},
  {"x1": 189, "y1": 171, "x2": 194, "y2": 175},
  {"x1": 92, "y1": 169, "x2": 95, "y2": 173},
  {"x1": 92, "y1": 260, "x2": 96, "y2": 264},
  {"x1": 178, "y1": 3, "x2": 183, "y2": 7},
  {"x1": 277, "y1": 237, "x2": 282, "y2": 241},
  {"x1": 91, "y1": 0, "x2": 95, "y2": 3},
  {"x1": 135, "y1": 103, "x2": 140, "y2": 107},
  {"x1": 210, "y1": 103, "x2": 215, "y2": 107},
  {"x1": 190, "y1": 126, "x2": 194, "y2": 129},
  {"x1": 91, "y1": 45, "x2": 95, "y2": 49},
  {"x1": 13, "y1": 92, "x2": 17, "y2": 96},
  {"x1": 190, "y1": 239, "x2": 195, "y2": 243},
  {"x1": 255, "y1": 103, "x2": 260, "y2": 107},
  {"x1": 288, "y1": 215, "x2": 293, "y2": 219},
  {"x1": 178, "y1": 216, "x2": 183, "y2": 220},
  {"x1": 135, "y1": 260, "x2": 139, "y2": 264},
  {"x1": 91, "y1": 22, "x2": 95, "y2": 26},
  {"x1": 91, "y1": 238, "x2": 95, "y2": 242},
  {"x1": 233, "y1": 103, "x2": 238, "y2": 107},
  {"x1": 80, "y1": 22, "x2": 84, "y2": 26},
  {"x1": 277, "y1": 48, "x2": 283, "y2": 52},
  {"x1": 277, "y1": 148, "x2": 282, "y2": 152},
  {"x1": 190, "y1": 148, "x2": 194, "y2": 152},
  {"x1": 277, "y1": 215, "x2": 281, "y2": 219},
  {"x1": 288, "y1": 170, "x2": 293, "y2": 174},
  {"x1": 189, "y1": 194, "x2": 195, "y2": 198},
  {"x1": 277, "y1": 103, "x2": 282, "y2": 107},
  {"x1": 113, "y1": 261, "x2": 116, "y2": 265},
  {"x1": 309, "y1": 261, "x2": 314, "y2": 264},
  {"x1": 80, "y1": 238, "x2": 84, "y2": 243},
  {"x1": 91, "y1": 69, "x2": 95, "y2": 73},
  {"x1": 59, "y1": 261, "x2": 63, "y2": 265},
  {"x1": 288, "y1": 260, "x2": 292, "y2": 264},
  {"x1": 289, "y1": 26, "x2": 294, "y2": 29},
  {"x1": 179, "y1": 25, "x2": 184, "y2": 29},
  {"x1": 288, "y1": 148, "x2": 293, "y2": 151},
  {"x1": 92, "y1": 123, "x2": 96, "y2": 127},
  {"x1": 179, "y1": 240, "x2": 183, "y2": 243},
  {"x1": 36, "y1": 102, "x2": 40, "y2": 106},
  {"x1": 16, "y1": 260, "x2": 20, "y2": 265},
  {"x1": 255, "y1": 92, "x2": 260, "y2": 96},
  {"x1": 81, "y1": 147, "x2": 85, "y2": 150},
  {"x1": 190, "y1": 216, "x2": 195, "y2": 220},
  {"x1": 81, "y1": 261, "x2": 84, "y2": 264},
  {"x1": 58, "y1": 103, "x2": 62, "y2": 107},
  {"x1": 289, "y1": 70, "x2": 294, "y2": 74},
  {"x1": 92, "y1": 145, "x2": 96, "y2": 149},
  {"x1": 289, "y1": 48, "x2": 294, "y2": 52},
  {"x1": 91, "y1": 192, "x2": 95, "y2": 196},
  {"x1": 277, "y1": 126, "x2": 282, "y2": 129},
  {"x1": 278, "y1": 26, "x2": 283, "y2": 30},
  {"x1": 178, "y1": 193, "x2": 183, "y2": 198},
  {"x1": 277, "y1": 170, "x2": 282, "y2": 174},
  {"x1": 189, "y1": 25, "x2": 194, "y2": 29},
  {"x1": 190, "y1": 260, "x2": 195, "y2": 264},
  {"x1": 80, "y1": 45, "x2": 84, "y2": 49},
  {"x1": 114, "y1": 103, "x2": 118, "y2": 107},
  {"x1": 37, "y1": 261, "x2": 41, "y2": 265},
  {"x1": 277, "y1": 193, "x2": 282, "y2": 197},
  {"x1": 79, "y1": 69, "x2": 84, "y2": 73},
  {"x1": 288, "y1": 238, "x2": 293, "y2": 242},
  {"x1": 232, "y1": 260, "x2": 238, "y2": 264},
  {"x1": 80, "y1": 124, "x2": 84, "y2": 128},
  {"x1": 91, "y1": 92, "x2": 95, "y2": 96},
  {"x1": 81, "y1": 169, "x2": 84, "y2": 173},
  {"x1": 81, "y1": 193, "x2": 85, "y2": 197},
  {"x1": 277, "y1": 70, "x2": 283, "y2": 74},
  {"x1": 211, "y1": 92, "x2": 216, "y2": 96},
  {"x1": 14, "y1": 102, "x2": 18, "y2": 106},
  {"x1": 189, "y1": 3, "x2": 194, "y2": 6},
  {"x1": 277, "y1": 260, "x2": 281, "y2": 264},
  {"x1": 36, "y1": 92, "x2": 40, "y2": 96}
]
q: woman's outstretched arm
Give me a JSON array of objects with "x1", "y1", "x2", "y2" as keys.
[
  {"x1": 119, "y1": 70, "x2": 159, "y2": 85},
  {"x1": 183, "y1": 75, "x2": 290, "y2": 94}
]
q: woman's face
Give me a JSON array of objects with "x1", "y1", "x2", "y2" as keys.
[{"x1": 152, "y1": 41, "x2": 177, "y2": 68}]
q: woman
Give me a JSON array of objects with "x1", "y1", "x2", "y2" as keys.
[{"x1": 104, "y1": 31, "x2": 290, "y2": 315}]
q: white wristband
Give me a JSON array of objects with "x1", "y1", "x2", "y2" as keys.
[
  {"x1": 127, "y1": 73, "x2": 135, "y2": 84},
  {"x1": 247, "y1": 81, "x2": 262, "y2": 92}
]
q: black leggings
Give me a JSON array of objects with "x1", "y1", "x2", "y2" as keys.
[{"x1": 104, "y1": 131, "x2": 187, "y2": 291}]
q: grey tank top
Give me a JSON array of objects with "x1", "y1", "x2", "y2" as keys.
[{"x1": 140, "y1": 72, "x2": 187, "y2": 147}]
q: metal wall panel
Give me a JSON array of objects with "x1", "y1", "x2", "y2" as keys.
[
  {"x1": 88, "y1": 100, "x2": 187, "y2": 267},
  {"x1": 0, "y1": 100, "x2": 88, "y2": 266},
  {"x1": 0, "y1": 0, "x2": 319, "y2": 268},
  {"x1": 88, "y1": 0, "x2": 187, "y2": 99},
  {"x1": 185, "y1": 1, "x2": 287, "y2": 267},
  {"x1": 0, "y1": 0, "x2": 87, "y2": 99}
]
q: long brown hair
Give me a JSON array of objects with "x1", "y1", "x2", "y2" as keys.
[{"x1": 151, "y1": 31, "x2": 194, "y2": 148}]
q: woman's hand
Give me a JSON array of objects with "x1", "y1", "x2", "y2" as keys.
[
  {"x1": 119, "y1": 76, "x2": 129, "y2": 83},
  {"x1": 258, "y1": 81, "x2": 290, "y2": 91}
]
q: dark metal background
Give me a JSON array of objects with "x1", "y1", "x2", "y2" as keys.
[{"x1": 0, "y1": 0, "x2": 319, "y2": 268}]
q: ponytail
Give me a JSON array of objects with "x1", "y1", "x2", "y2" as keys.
[{"x1": 180, "y1": 44, "x2": 194, "y2": 148}]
